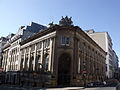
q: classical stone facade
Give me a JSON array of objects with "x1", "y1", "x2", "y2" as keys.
[
  {"x1": 0, "y1": 34, "x2": 15, "y2": 68},
  {"x1": 2, "y1": 22, "x2": 46, "y2": 84},
  {"x1": 2, "y1": 17, "x2": 106, "y2": 87},
  {"x1": 19, "y1": 20, "x2": 106, "y2": 86}
]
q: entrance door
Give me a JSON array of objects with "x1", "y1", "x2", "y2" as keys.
[{"x1": 58, "y1": 53, "x2": 71, "y2": 86}]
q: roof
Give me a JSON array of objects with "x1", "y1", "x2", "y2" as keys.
[{"x1": 20, "y1": 25, "x2": 106, "y2": 54}]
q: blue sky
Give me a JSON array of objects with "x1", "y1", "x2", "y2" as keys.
[{"x1": 0, "y1": 0, "x2": 120, "y2": 62}]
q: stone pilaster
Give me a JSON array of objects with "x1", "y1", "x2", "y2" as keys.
[
  {"x1": 51, "y1": 37, "x2": 55, "y2": 73},
  {"x1": 23, "y1": 49, "x2": 26, "y2": 70},
  {"x1": 41, "y1": 41, "x2": 44, "y2": 67},
  {"x1": 28, "y1": 47, "x2": 31, "y2": 70},
  {"x1": 33, "y1": 44, "x2": 37, "y2": 71},
  {"x1": 48, "y1": 38, "x2": 53, "y2": 71}
]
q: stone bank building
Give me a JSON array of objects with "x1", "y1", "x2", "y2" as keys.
[{"x1": 2, "y1": 17, "x2": 106, "y2": 87}]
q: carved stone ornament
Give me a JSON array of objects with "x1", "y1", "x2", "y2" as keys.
[
  {"x1": 48, "y1": 21, "x2": 54, "y2": 27},
  {"x1": 59, "y1": 16, "x2": 73, "y2": 26}
]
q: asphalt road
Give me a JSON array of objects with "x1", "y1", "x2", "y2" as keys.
[
  {"x1": 84, "y1": 87, "x2": 116, "y2": 90},
  {"x1": 0, "y1": 85, "x2": 116, "y2": 90}
]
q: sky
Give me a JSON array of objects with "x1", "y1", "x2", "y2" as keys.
[{"x1": 0, "y1": 0, "x2": 120, "y2": 63}]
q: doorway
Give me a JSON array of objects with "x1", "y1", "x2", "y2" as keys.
[{"x1": 57, "y1": 53, "x2": 71, "y2": 86}]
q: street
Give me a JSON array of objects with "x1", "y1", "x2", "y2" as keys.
[
  {"x1": 84, "y1": 87, "x2": 115, "y2": 90},
  {"x1": 0, "y1": 86, "x2": 116, "y2": 90},
  {"x1": 46, "y1": 87, "x2": 116, "y2": 90}
]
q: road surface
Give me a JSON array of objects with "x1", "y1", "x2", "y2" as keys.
[
  {"x1": 84, "y1": 87, "x2": 115, "y2": 90},
  {"x1": 0, "y1": 85, "x2": 116, "y2": 90}
]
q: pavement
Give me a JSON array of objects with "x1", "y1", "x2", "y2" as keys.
[
  {"x1": 46, "y1": 87, "x2": 84, "y2": 90},
  {"x1": 45, "y1": 87, "x2": 116, "y2": 90},
  {"x1": 0, "y1": 85, "x2": 84, "y2": 90},
  {"x1": 0, "y1": 85, "x2": 116, "y2": 90},
  {"x1": 83, "y1": 87, "x2": 116, "y2": 90}
]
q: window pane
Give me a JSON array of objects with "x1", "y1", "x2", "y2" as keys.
[
  {"x1": 66, "y1": 37, "x2": 70, "y2": 45},
  {"x1": 45, "y1": 54, "x2": 49, "y2": 71}
]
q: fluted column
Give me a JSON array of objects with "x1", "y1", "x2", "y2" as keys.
[
  {"x1": 33, "y1": 44, "x2": 37, "y2": 71},
  {"x1": 23, "y1": 49, "x2": 26, "y2": 70},
  {"x1": 48, "y1": 38, "x2": 53, "y2": 71},
  {"x1": 2, "y1": 53, "x2": 5, "y2": 70},
  {"x1": 51, "y1": 37, "x2": 55, "y2": 73},
  {"x1": 41, "y1": 41, "x2": 44, "y2": 67},
  {"x1": 6, "y1": 51, "x2": 9, "y2": 71},
  {"x1": 17, "y1": 47, "x2": 20, "y2": 70},
  {"x1": 28, "y1": 47, "x2": 31, "y2": 71},
  {"x1": 10, "y1": 52, "x2": 12, "y2": 71}
]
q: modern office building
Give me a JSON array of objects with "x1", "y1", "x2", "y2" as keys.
[{"x1": 85, "y1": 30, "x2": 114, "y2": 78}]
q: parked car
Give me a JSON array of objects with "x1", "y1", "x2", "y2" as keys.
[
  {"x1": 86, "y1": 82, "x2": 94, "y2": 87},
  {"x1": 86, "y1": 81, "x2": 104, "y2": 87},
  {"x1": 105, "y1": 79, "x2": 119, "y2": 87}
]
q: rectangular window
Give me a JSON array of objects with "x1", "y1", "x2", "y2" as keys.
[
  {"x1": 61, "y1": 36, "x2": 70, "y2": 46},
  {"x1": 61, "y1": 36, "x2": 66, "y2": 45},
  {"x1": 66, "y1": 37, "x2": 70, "y2": 46}
]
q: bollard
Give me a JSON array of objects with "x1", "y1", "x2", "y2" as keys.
[{"x1": 116, "y1": 83, "x2": 120, "y2": 90}]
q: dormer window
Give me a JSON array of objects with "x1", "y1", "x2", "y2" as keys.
[{"x1": 61, "y1": 36, "x2": 70, "y2": 46}]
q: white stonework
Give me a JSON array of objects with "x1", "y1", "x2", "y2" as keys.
[
  {"x1": 1, "y1": 19, "x2": 107, "y2": 86},
  {"x1": 20, "y1": 31, "x2": 56, "y2": 71},
  {"x1": 2, "y1": 22, "x2": 46, "y2": 72}
]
